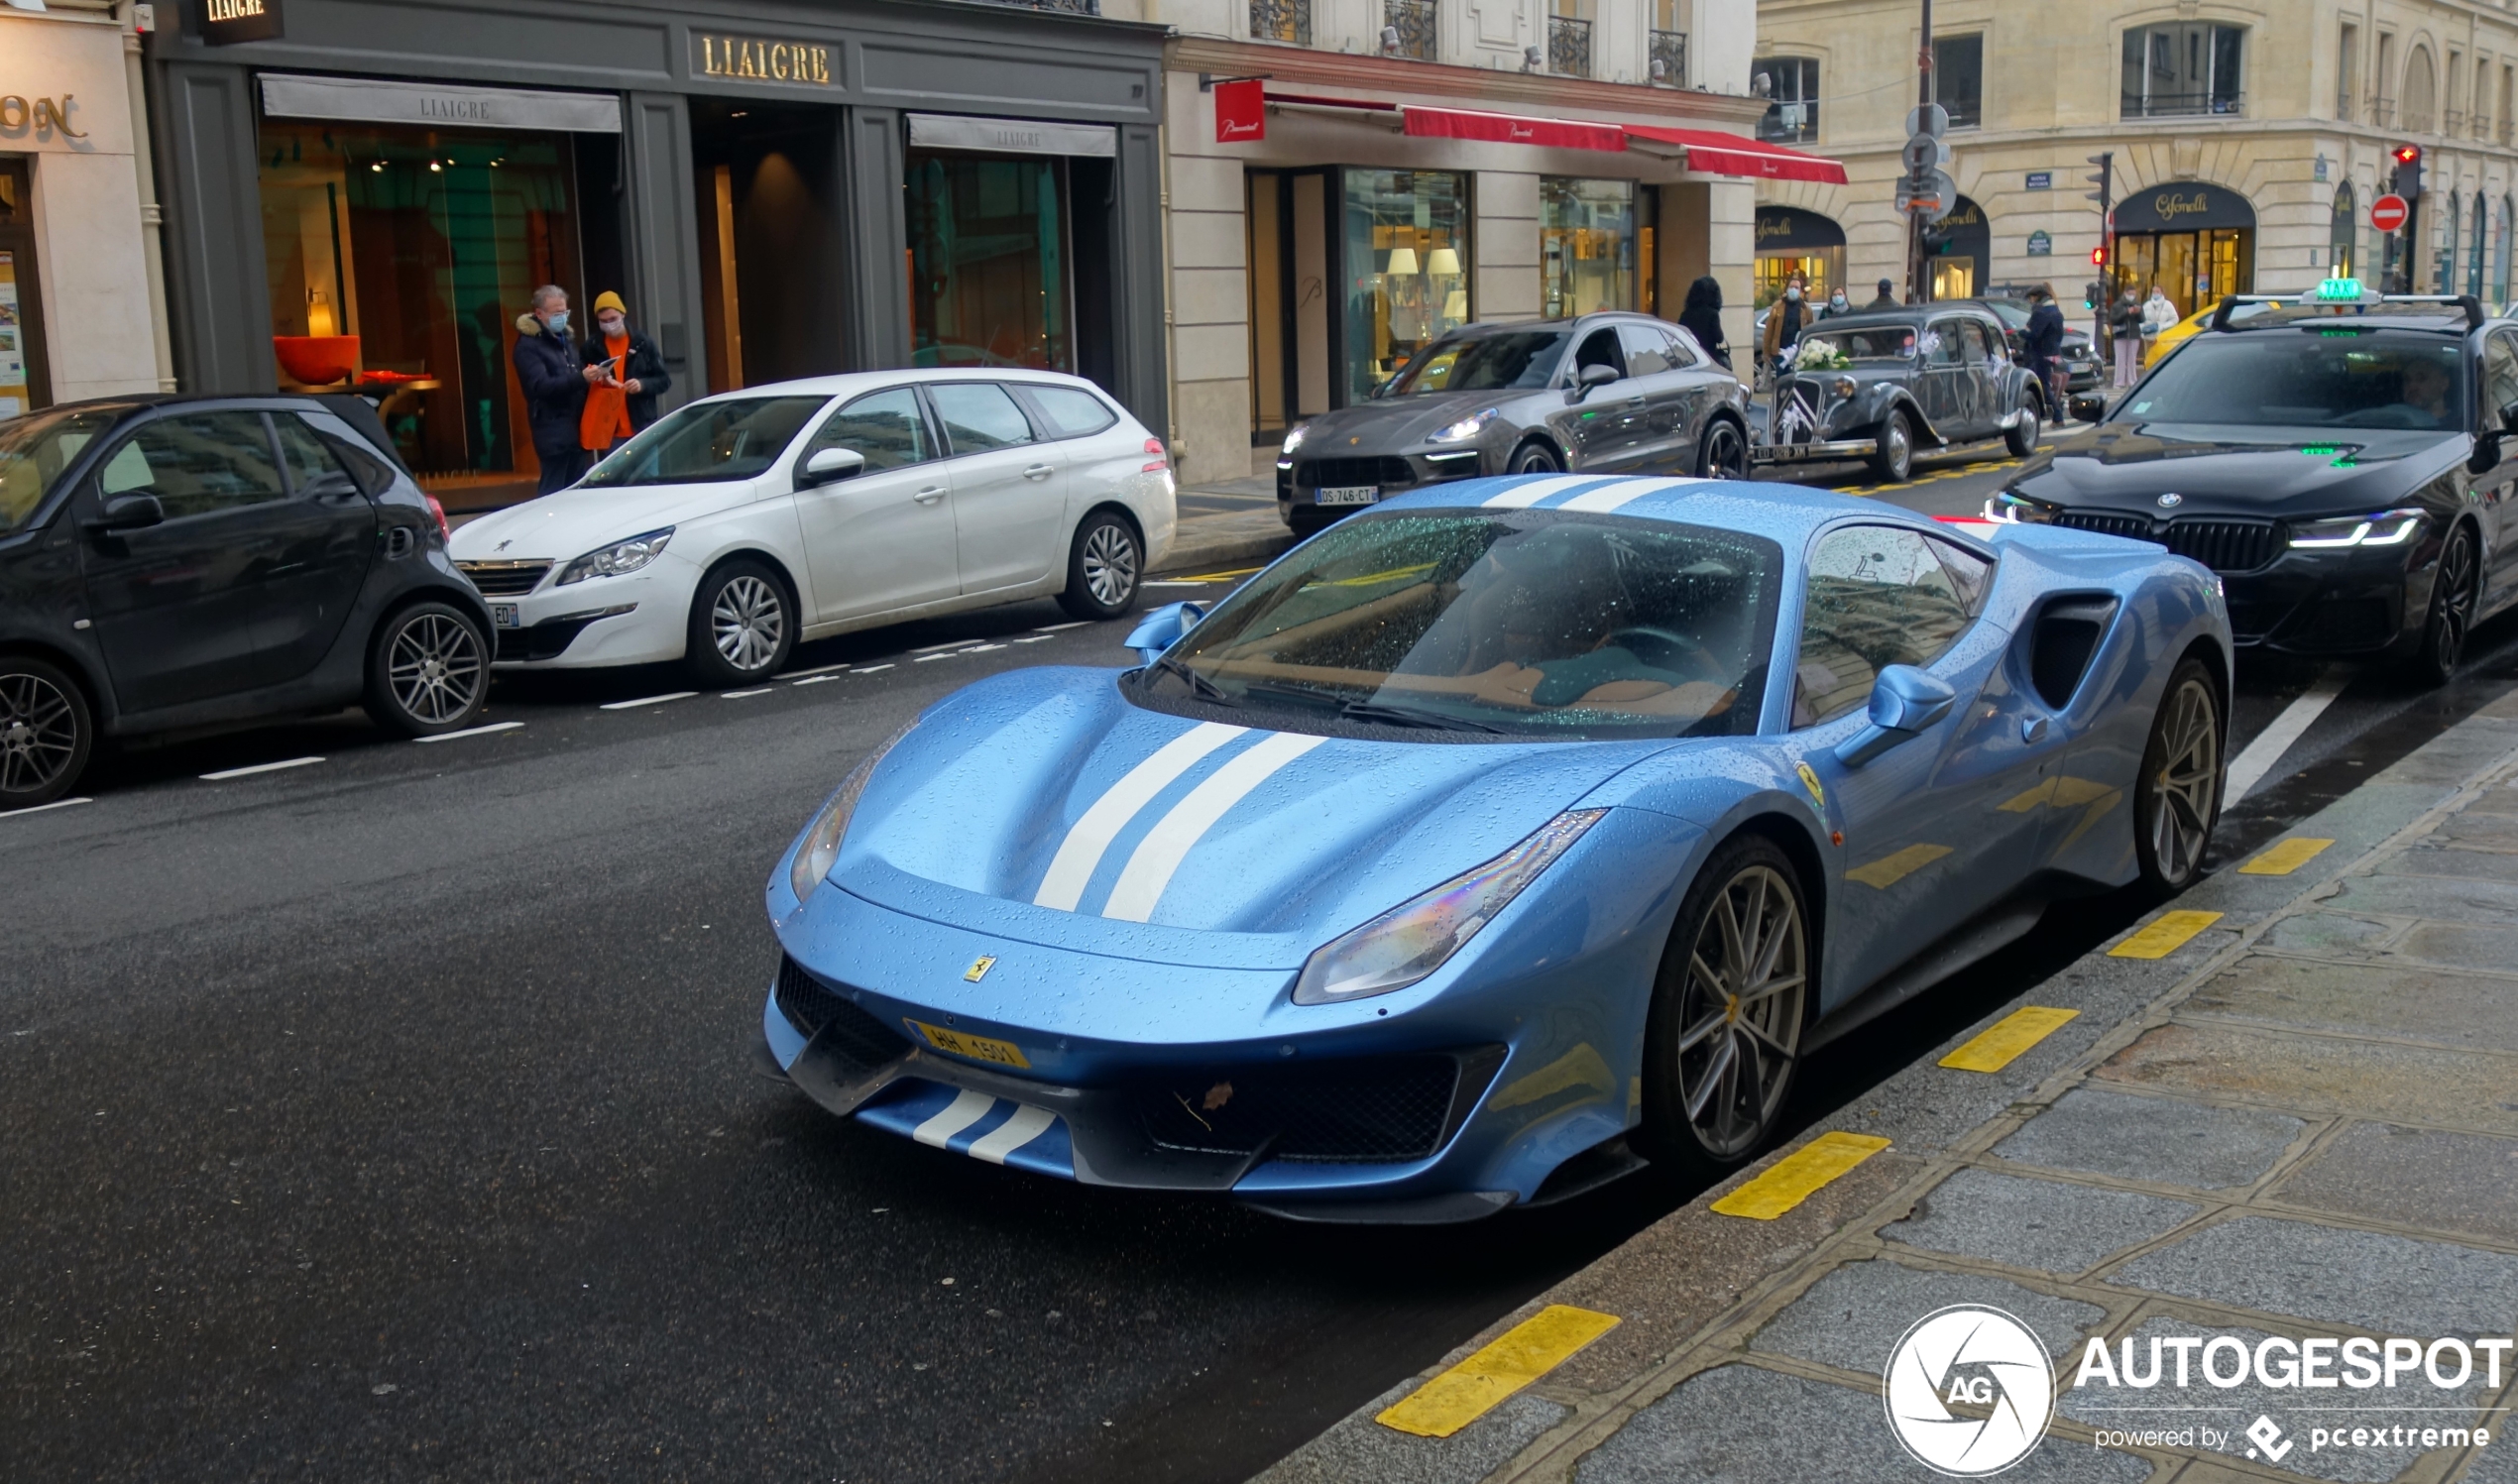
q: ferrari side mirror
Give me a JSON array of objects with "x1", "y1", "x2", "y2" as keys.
[
  {"x1": 1835, "y1": 664, "x2": 1957, "y2": 767},
  {"x1": 1125, "y1": 601, "x2": 1205, "y2": 665}
]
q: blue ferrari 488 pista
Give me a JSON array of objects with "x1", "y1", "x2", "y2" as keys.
[{"x1": 757, "y1": 474, "x2": 2232, "y2": 1222}]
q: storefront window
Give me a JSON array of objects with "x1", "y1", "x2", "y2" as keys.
[
  {"x1": 1341, "y1": 170, "x2": 1469, "y2": 401},
  {"x1": 906, "y1": 152, "x2": 1072, "y2": 372},
  {"x1": 257, "y1": 122, "x2": 584, "y2": 500},
  {"x1": 1541, "y1": 177, "x2": 1634, "y2": 322},
  {"x1": 0, "y1": 160, "x2": 54, "y2": 416}
]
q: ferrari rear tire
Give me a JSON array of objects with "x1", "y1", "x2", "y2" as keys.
[
  {"x1": 1870, "y1": 410, "x2": 1914, "y2": 483},
  {"x1": 1697, "y1": 417, "x2": 1749, "y2": 481},
  {"x1": 1640, "y1": 835, "x2": 1810, "y2": 1179},
  {"x1": 1509, "y1": 440, "x2": 1563, "y2": 476},
  {"x1": 2004, "y1": 399, "x2": 2041, "y2": 458},
  {"x1": 2133, "y1": 658, "x2": 2224, "y2": 895}
]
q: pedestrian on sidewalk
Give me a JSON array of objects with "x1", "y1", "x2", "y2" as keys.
[
  {"x1": 512, "y1": 285, "x2": 595, "y2": 495},
  {"x1": 1864, "y1": 277, "x2": 1900, "y2": 311},
  {"x1": 2021, "y1": 283, "x2": 2067, "y2": 410},
  {"x1": 2109, "y1": 287, "x2": 2144, "y2": 388},
  {"x1": 2140, "y1": 283, "x2": 2179, "y2": 366},
  {"x1": 577, "y1": 290, "x2": 672, "y2": 463},
  {"x1": 1761, "y1": 272, "x2": 1810, "y2": 379},
  {"x1": 1818, "y1": 285, "x2": 1853, "y2": 319},
  {"x1": 1677, "y1": 276, "x2": 1731, "y2": 371}
]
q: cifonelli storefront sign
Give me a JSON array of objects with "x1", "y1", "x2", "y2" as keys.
[{"x1": 693, "y1": 34, "x2": 838, "y2": 86}]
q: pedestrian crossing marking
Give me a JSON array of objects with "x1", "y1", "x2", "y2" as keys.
[
  {"x1": 2238, "y1": 838, "x2": 2336, "y2": 875},
  {"x1": 1375, "y1": 1305, "x2": 1621, "y2": 1438},
  {"x1": 1710, "y1": 1130, "x2": 1892, "y2": 1220},
  {"x1": 2108, "y1": 909, "x2": 2224, "y2": 959},
  {"x1": 1939, "y1": 1006, "x2": 2080, "y2": 1073}
]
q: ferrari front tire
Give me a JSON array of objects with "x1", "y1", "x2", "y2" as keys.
[
  {"x1": 1640, "y1": 835, "x2": 1810, "y2": 1179},
  {"x1": 2133, "y1": 658, "x2": 2223, "y2": 894}
]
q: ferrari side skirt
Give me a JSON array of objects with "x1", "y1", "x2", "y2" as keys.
[{"x1": 1801, "y1": 890, "x2": 2058, "y2": 1055}]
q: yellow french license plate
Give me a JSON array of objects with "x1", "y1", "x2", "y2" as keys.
[{"x1": 905, "y1": 1019, "x2": 1031, "y2": 1069}]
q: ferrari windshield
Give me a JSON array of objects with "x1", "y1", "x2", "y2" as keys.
[
  {"x1": 2117, "y1": 329, "x2": 2469, "y2": 430},
  {"x1": 1140, "y1": 511, "x2": 1781, "y2": 739},
  {"x1": 578, "y1": 395, "x2": 829, "y2": 487},
  {"x1": 1796, "y1": 325, "x2": 1918, "y2": 361},
  {"x1": 1388, "y1": 330, "x2": 1573, "y2": 395}
]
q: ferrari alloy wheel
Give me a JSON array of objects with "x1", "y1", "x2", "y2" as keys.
[
  {"x1": 1509, "y1": 441, "x2": 1563, "y2": 475},
  {"x1": 2134, "y1": 659, "x2": 2223, "y2": 894},
  {"x1": 1058, "y1": 511, "x2": 1143, "y2": 622},
  {"x1": 686, "y1": 559, "x2": 795, "y2": 687},
  {"x1": 365, "y1": 602, "x2": 490, "y2": 738},
  {"x1": 1643, "y1": 837, "x2": 1809, "y2": 1173},
  {"x1": 1871, "y1": 410, "x2": 1913, "y2": 483},
  {"x1": 2412, "y1": 522, "x2": 2478, "y2": 688},
  {"x1": 0, "y1": 657, "x2": 91, "y2": 810},
  {"x1": 2004, "y1": 399, "x2": 2041, "y2": 458},
  {"x1": 1698, "y1": 418, "x2": 1749, "y2": 481}
]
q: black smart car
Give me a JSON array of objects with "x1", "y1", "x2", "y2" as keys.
[
  {"x1": 0, "y1": 395, "x2": 494, "y2": 809},
  {"x1": 1994, "y1": 293, "x2": 2517, "y2": 686}
]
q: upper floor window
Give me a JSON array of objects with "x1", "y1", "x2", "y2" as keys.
[
  {"x1": 1755, "y1": 57, "x2": 1819, "y2": 142},
  {"x1": 2121, "y1": 23, "x2": 2244, "y2": 118},
  {"x1": 1933, "y1": 35, "x2": 1984, "y2": 129}
]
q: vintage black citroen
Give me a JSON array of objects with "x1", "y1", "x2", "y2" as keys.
[
  {"x1": 1750, "y1": 306, "x2": 2047, "y2": 484},
  {"x1": 1991, "y1": 290, "x2": 2518, "y2": 687}
]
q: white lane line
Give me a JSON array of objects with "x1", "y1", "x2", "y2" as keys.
[
  {"x1": 0, "y1": 797, "x2": 92, "y2": 820},
  {"x1": 913, "y1": 652, "x2": 957, "y2": 663},
  {"x1": 912, "y1": 638, "x2": 983, "y2": 653},
  {"x1": 414, "y1": 721, "x2": 523, "y2": 744},
  {"x1": 2224, "y1": 668, "x2": 2349, "y2": 802},
  {"x1": 598, "y1": 691, "x2": 698, "y2": 711},
  {"x1": 722, "y1": 688, "x2": 773, "y2": 699},
  {"x1": 1011, "y1": 636, "x2": 1057, "y2": 644},
  {"x1": 1033, "y1": 722, "x2": 1249, "y2": 911},
  {"x1": 1034, "y1": 622, "x2": 1089, "y2": 632},
  {"x1": 778, "y1": 662, "x2": 854, "y2": 680},
  {"x1": 965, "y1": 643, "x2": 1007, "y2": 653},
  {"x1": 201, "y1": 756, "x2": 324, "y2": 781},
  {"x1": 1102, "y1": 731, "x2": 1328, "y2": 923},
  {"x1": 912, "y1": 1088, "x2": 999, "y2": 1148},
  {"x1": 968, "y1": 1104, "x2": 1058, "y2": 1165},
  {"x1": 852, "y1": 663, "x2": 895, "y2": 674},
  {"x1": 791, "y1": 675, "x2": 839, "y2": 687}
]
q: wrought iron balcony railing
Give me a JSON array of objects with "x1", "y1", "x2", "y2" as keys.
[
  {"x1": 1384, "y1": 0, "x2": 1435, "y2": 60},
  {"x1": 1648, "y1": 28, "x2": 1686, "y2": 86},
  {"x1": 1547, "y1": 15, "x2": 1591, "y2": 77},
  {"x1": 1251, "y1": 0, "x2": 1310, "y2": 45}
]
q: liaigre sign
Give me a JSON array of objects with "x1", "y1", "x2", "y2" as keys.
[
  {"x1": 694, "y1": 34, "x2": 837, "y2": 87},
  {"x1": 201, "y1": 0, "x2": 284, "y2": 46},
  {"x1": 258, "y1": 75, "x2": 623, "y2": 134}
]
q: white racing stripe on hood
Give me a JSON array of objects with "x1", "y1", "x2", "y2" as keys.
[
  {"x1": 1482, "y1": 476, "x2": 1599, "y2": 508},
  {"x1": 1559, "y1": 477, "x2": 1695, "y2": 513},
  {"x1": 1100, "y1": 731, "x2": 1330, "y2": 923},
  {"x1": 1032, "y1": 721, "x2": 1248, "y2": 911}
]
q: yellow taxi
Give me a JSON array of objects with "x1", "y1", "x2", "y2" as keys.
[{"x1": 2144, "y1": 296, "x2": 2283, "y2": 367}]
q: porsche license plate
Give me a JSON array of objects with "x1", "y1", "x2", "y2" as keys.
[
  {"x1": 906, "y1": 1019, "x2": 1031, "y2": 1069},
  {"x1": 1315, "y1": 485, "x2": 1380, "y2": 508},
  {"x1": 491, "y1": 603, "x2": 521, "y2": 629}
]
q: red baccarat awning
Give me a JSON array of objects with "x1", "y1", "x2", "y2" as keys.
[{"x1": 1621, "y1": 123, "x2": 1850, "y2": 183}]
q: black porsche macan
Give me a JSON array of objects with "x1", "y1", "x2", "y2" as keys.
[{"x1": 1992, "y1": 294, "x2": 2518, "y2": 686}]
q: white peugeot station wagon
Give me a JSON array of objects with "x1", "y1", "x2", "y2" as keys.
[{"x1": 449, "y1": 371, "x2": 1176, "y2": 685}]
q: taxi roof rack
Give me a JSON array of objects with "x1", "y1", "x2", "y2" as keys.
[{"x1": 2209, "y1": 291, "x2": 2485, "y2": 331}]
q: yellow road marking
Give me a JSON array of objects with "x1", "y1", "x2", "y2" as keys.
[
  {"x1": 1175, "y1": 566, "x2": 1264, "y2": 583},
  {"x1": 1375, "y1": 1306, "x2": 1622, "y2": 1437},
  {"x1": 1710, "y1": 1131, "x2": 1892, "y2": 1220},
  {"x1": 1939, "y1": 1006, "x2": 2080, "y2": 1073},
  {"x1": 1845, "y1": 842, "x2": 1953, "y2": 888},
  {"x1": 2238, "y1": 837, "x2": 2336, "y2": 876},
  {"x1": 2108, "y1": 909, "x2": 2225, "y2": 960}
]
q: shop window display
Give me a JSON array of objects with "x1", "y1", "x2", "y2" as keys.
[
  {"x1": 1341, "y1": 170, "x2": 1469, "y2": 402},
  {"x1": 257, "y1": 122, "x2": 585, "y2": 503},
  {"x1": 907, "y1": 153, "x2": 1073, "y2": 373},
  {"x1": 1541, "y1": 177, "x2": 1634, "y2": 322}
]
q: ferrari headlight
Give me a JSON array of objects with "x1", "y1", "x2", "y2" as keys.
[
  {"x1": 557, "y1": 526, "x2": 674, "y2": 585},
  {"x1": 1431, "y1": 407, "x2": 1501, "y2": 444},
  {"x1": 1291, "y1": 810, "x2": 1604, "y2": 1005},
  {"x1": 1281, "y1": 425, "x2": 1309, "y2": 455},
  {"x1": 785, "y1": 718, "x2": 921, "y2": 903},
  {"x1": 2288, "y1": 509, "x2": 2425, "y2": 549}
]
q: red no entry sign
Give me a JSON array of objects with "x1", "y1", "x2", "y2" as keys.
[{"x1": 2371, "y1": 193, "x2": 2410, "y2": 232}]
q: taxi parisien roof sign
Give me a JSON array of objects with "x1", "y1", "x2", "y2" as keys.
[{"x1": 2315, "y1": 277, "x2": 2368, "y2": 301}]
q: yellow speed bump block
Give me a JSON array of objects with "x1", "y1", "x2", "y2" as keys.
[
  {"x1": 2108, "y1": 909, "x2": 2225, "y2": 960},
  {"x1": 1940, "y1": 1006, "x2": 2080, "y2": 1073},
  {"x1": 2239, "y1": 838, "x2": 2336, "y2": 875},
  {"x1": 1710, "y1": 1130, "x2": 1892, "y2": 1220},
  {"x1": 1376, "y1": 1305, "x2": 1621, "y2": 1438}
]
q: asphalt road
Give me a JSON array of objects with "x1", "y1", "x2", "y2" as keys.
[{"x1": 8, "y1": 455, "x2": 2518, "y2": 1484}]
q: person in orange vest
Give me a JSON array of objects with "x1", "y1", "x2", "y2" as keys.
[{"x1": 577, "y1": 290, "x2": 673, "y2": 462}]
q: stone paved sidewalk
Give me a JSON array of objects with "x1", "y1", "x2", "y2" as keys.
[{"x1": 1261, "y1": 691, "x2": 2518, "y2": 1484}]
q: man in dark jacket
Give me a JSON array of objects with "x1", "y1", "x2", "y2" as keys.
[
  {"x1": 1864, "y1": 278, "x2": 1901, "y2": 312},
  {"x1": 2021, "y1": 284, "x2": 2068, "y2": 409},
  {"x1": 511, "y1": 285, "x2": 594, "y2": 495},
  {"x1": 581, "y1": 290, "x2": 673, "y2": 432}
]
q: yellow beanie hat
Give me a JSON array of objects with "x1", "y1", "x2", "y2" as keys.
[{"x1": 592, "y1": 290, "x2": 628, "y2": 315}]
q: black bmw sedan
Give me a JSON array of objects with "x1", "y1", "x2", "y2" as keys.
[
  {"x1": 1274, "y1": 313, "x2": 1751, "y2": 536},
  {"x1": 0, "y1": 395, "x2": 494, "y2": 808},
  {"x1": 1991, "y1": 296, "x2": 2515, "y2": 686}
]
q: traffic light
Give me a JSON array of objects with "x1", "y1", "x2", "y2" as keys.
[
  {"x1": 2085, "y1": 152, "x2": 2114, "y2": 208},
  {"x1": 2084, "y1": 281, "x2": 2102, "y2": 309},
  {"x1": 1921, "y1": 221, "x2": 1954, "y2": 254},
  {"x1": 2090, "y1": 245, "x2": 2109, "y2": 267},
  {"x1": 2392, "y1": 143, "x2": 2424, "y2": 200}
]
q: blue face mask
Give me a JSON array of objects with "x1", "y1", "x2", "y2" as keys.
[{"x1": 544, "y1": 310, "x2": 569, "y2": 334}]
